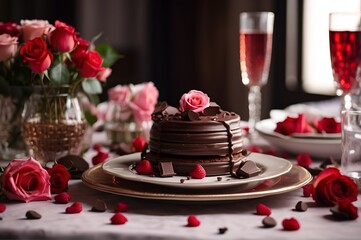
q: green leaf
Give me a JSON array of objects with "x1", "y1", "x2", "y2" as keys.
[
  {"x1": 82, "y1": 78, "x2": 102, "y2": 94},
  {"x1": 49, "y1": 62, "x2": 70, "y2": 85},
  {"x1": 96, "y1": 44, "x2": 122, "y2": 67},
  {"x1": 84, "y1": 109, "x2": 98, "y2": 126}
]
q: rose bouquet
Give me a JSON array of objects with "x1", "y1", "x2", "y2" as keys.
[{"x1": 104, "y1": 82, "x2": 159, "y2": 150}]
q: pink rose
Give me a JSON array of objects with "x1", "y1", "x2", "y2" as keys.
[
  {"x1": 179, "y1": 90, "x2": 210, "y2": 113},
  {"x1": 20, "y1": 19, "x2": 53, "y2": 42},
  {"x1": 108, "y1": 85, "x2": 132, "y2": 107},
  {"x1": 48, "y1": 20, "x2": 77, "y2": 53},
  {"x1": 96, "y1": 67, "x2": 112, "y2": 82},
  {"x1": 19, "y1": 37, "x2": 53, "y2": 73},
  {"x1": 129, "y1": 82, "x2": 159, "y2": 123},
  {"x1": 0, "y1": 34, "x2": 18, "y2": 61},
  {"x1": 76, "y1": 50, "x2": 104, "y2": 78},
  {"x1": 1, "y1": 157, "x2": 51, "y2": 202},
  {"x1": 0, "y1": 22, "x2": 21, "y2": 37}
]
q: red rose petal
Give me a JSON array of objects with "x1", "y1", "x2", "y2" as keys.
[
  {"x1": 65, "y1": 201, "x2": 83, "y2": 214},
  {"x1": 114, "y1": 202, "x2": 129, "y2": 212},
  {"x1": 187, "y1": 215, "x2": 201, "y2": 227},
  {"x1": 111, "y1": 212, "x2": 128, "y2": 224},
  {"x1": 54, "y1": 192, "x2": 72, "y2": 204},
  {"x1": 0, "y1": 203, "x2": 6, "y2": 213},
  {"x1": 296, "y1": 153, "x2": 313, "y2": 168},
  {"x1": 256, "y1": 203, "x2": 272, "y2": 216},
  {"x1": 282, "y1": 217, "x2": 300, "y2": 231},
  {"x1": 302, "y1": 184, "x2": 313, "y2": 197}
]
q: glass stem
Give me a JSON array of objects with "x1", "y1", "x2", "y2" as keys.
[{"x1": 248, "y1": 86, "x2": 261, "y2": 134}]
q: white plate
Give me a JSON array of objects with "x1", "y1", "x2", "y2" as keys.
[
  {"x1": 83, "y1": 164, "x2": 312, "y2": 201},
  {"x1": 102, "y1": 152, "x2": 292, "y2": 190},
  {"x1": 255, "y1": 119, "x2": 341, "y2": 159}
]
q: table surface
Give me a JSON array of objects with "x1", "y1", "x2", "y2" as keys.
[{"x1": 0, "y1": 131, "x2": 360, "y2": 240}]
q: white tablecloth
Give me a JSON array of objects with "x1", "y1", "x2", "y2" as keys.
[{"x1": 0, "y1": 132, "x2": 360, "y2": 240}]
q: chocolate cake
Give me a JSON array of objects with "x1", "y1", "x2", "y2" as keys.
[{"x1": 143, "y1": 101, "x2": 246, "y2": 177}]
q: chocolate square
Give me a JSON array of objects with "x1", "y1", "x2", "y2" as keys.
[{"x1": 158, "y1": 162, "x2": 176, "y2": 177}]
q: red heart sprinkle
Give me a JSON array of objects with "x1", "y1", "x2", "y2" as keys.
[
  {"x1": 187, "y1": 215, "x2": 201, "y2": 227},
  {"x1": 282, "y1": 217, "x2": 300, "y2": 231},
  {"x1": 54, "y1": 192, "x2": 72, "y2": 204},
  {"x1": 0, "y1": 203, "x2": 6, "y2": 213},
  {"x1": 189, "y1": 164, "x2": 206, "y2": 179},
  {"x1": 111, "y1": 212, "x2": 128, "y2": 224},
  {"x1": 114, "y1": 202, "x2": 129, "y2": 212},
  {"x1": 135, "y1": 159, "x2": 154, "y2": 175},
  {"x1": 65, "y1": 201, "x2": 83, "y2": 214},
  {"x1": 256, "y1": 203, "x2": 272, "y2": 216}
]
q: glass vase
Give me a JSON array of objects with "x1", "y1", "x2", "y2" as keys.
[
  {"x1": 104, "y1": 100, "x2": 152, "y2": 152},
  {"x1": 21, "y1": 86, "x2": 87, "y2": 166}
]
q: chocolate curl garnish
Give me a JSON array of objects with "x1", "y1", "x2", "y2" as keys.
[
  {"x1": 203, "y1": 102, "x2": 221, "y2": 116},
  {"x1": 181, "y1": 110, "x2": 200, "y2": 121}
]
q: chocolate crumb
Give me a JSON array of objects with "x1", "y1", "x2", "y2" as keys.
[
  {"x1": 26, "y1": 210, "x2": 42, "y2": 220},
  {"x1": 187, "y1": 176, "x2": 191, "y2": 180},
  {"x1": 262, "y1": 216, "x2": 277, "y2": 228},
  {"x1": 295, "y1": 201, "x2": 308, "y2": 212},
  {"x1": 217, "y1": 176, "x2": 222, "y2": 181},
  {"x1": 241, "y1": 149, "x2": 248, "y2": 156},
  {"x1": 0, "y1": 217, "x2": 3, "y2": 220},
  {"x1": 91, "y1": 199, "x2": 107, "y2": 212},
  {"x1": 218, "y1": 227, "x2": 228, "y2": 234},
  {"x1": 180, "y1": 179, "x2": 185, "y2": 183}
]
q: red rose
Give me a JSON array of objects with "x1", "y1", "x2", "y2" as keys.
[
  {"x1": 19, "y1": 37, "x2": 53, "y2": 73},
  {"x1": 77, "y1": 50, "x2": 104, "y2": 78},
  {"x1": 314, "y1": 117, "x2": 341, "y2": 133},
  {"x1": 0, "y1": 22, "x2": 20, "y2": 37},
  {"x1": 70, "y1": 37, "x2": 91, "y2": 68},
  {"x1": 48, "y1": 20, "x2": 77, "y2": 53},
  {"x1": 274, "y1": 114, "x2": 314, "y2": 136},
  {"x1": 46, "y1": 164, "x2": 71, "y2": 194},
  {"x1": 312, "y1": 167, "x2": 358, "y2": 206}
]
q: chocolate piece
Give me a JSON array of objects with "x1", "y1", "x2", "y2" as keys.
[
  {"x1": 57, "y1": 155, "x2": 89, "y2": 179},
  {"x1": 203, "y1": 102, "x2": 221, "y2": 116},
  {"x1": 26, "y1": 210, "x2": 42, "y2": 220},
  {"x1": 153, "y1": 101, "x2": 168, "y2": 114},
  {"x1": 295, "y1": 201, "x2": 308, "y2": 212},
  {"x1": 236, "y1": 161, "x2": 261, "y2": 178},
  {"x1": 217, "y1": 176, "x2": 222, "y2": 181},
  {"x1": 158, "y1": 162, "x2": 176, "y2": 177},
  {"x1": 180, "y1": 179, "x2": 185, "y2": 183},
  {"x1": 218, "y1": 227, "x2": 228, "y2": 234},
  {"x1": 330, "y1": 205, "x2": 352, "y2": 220},
  {"x1": 262, "y1": 216, "x2": 277, "y2": 228},
  {"x1": 181, "y1": 110, "x2": 200, "y2": 121},
  {"x1": 91, "y1": 199, "x2": 107, "y2": 212}
]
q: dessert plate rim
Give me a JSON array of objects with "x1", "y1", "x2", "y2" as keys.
[{"x1": 102, "y1": 152, "x2": 292, "y2": 189}]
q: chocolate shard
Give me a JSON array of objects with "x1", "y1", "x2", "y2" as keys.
[
  {"x1": 153, "y1": 101, "x2": 168, "y2": 114},
  {"x1": 262, "y1": 216, "x2": 277, "y2": 228},
  {"x1": 236, "y1": 160, "x2": 261, "y2": 178},
  {"x1": 26, "y1": 210, "x2": 42, "y2": 220},
  {"x1": 57, "y1": 155, "x2": 89, "y2": 179},
  {"x1": 181, "y1": 110, "x2": 200, "y2": 121},
  {"x1": 91, "y1": 199, "x2": 107, "y2": 212},
  {"x1": 295, "y1": 201, "x2": 308, "y2": 212},
  {"x1": 158, "y1": 161, "x2": 176, "y2": 177},
  {"x1": 203, "y1": 102, "x2": 221, "y2": 116}
]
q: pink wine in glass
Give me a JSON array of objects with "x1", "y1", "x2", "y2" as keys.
[
  {"x1": 240, "y1": 32, "x2": 273, "y2": 87},
  {"x1": 329, "y1": 30, "x2": 361, "y2": 94}
]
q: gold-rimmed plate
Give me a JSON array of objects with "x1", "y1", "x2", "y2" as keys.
[
  {"x1": 101, "y1": 153, "x2": 292, "y2": 190},
  {"x1": 82, "y1": 164, "x2": 312, "y2": 202}
]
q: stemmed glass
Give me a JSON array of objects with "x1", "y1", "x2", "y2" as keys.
[
  {"x1": 239, "y1": 12, "x2": 274, "y2": 136},
  {"x1": 329, "y1": 12, "x2": 361, "y2": 112}
]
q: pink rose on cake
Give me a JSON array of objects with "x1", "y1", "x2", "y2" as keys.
[
  {"x1": 1, "y1": 157, "x2": 52, "y2": 202},
  {"x1": 179, "y1": 90, "x2": 210, "y2": 113}
]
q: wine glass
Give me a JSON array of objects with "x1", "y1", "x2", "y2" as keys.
[
  {"x1": 329, "y1": 12, "x2": 361, "y2": 112},
  {"x1": 239, "y1": 12, "x2": 274, "y2": 136}
]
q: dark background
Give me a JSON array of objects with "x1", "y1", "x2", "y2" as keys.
[{"x1": 0, "y1": 0, "x2": 334, "y2": 121}]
